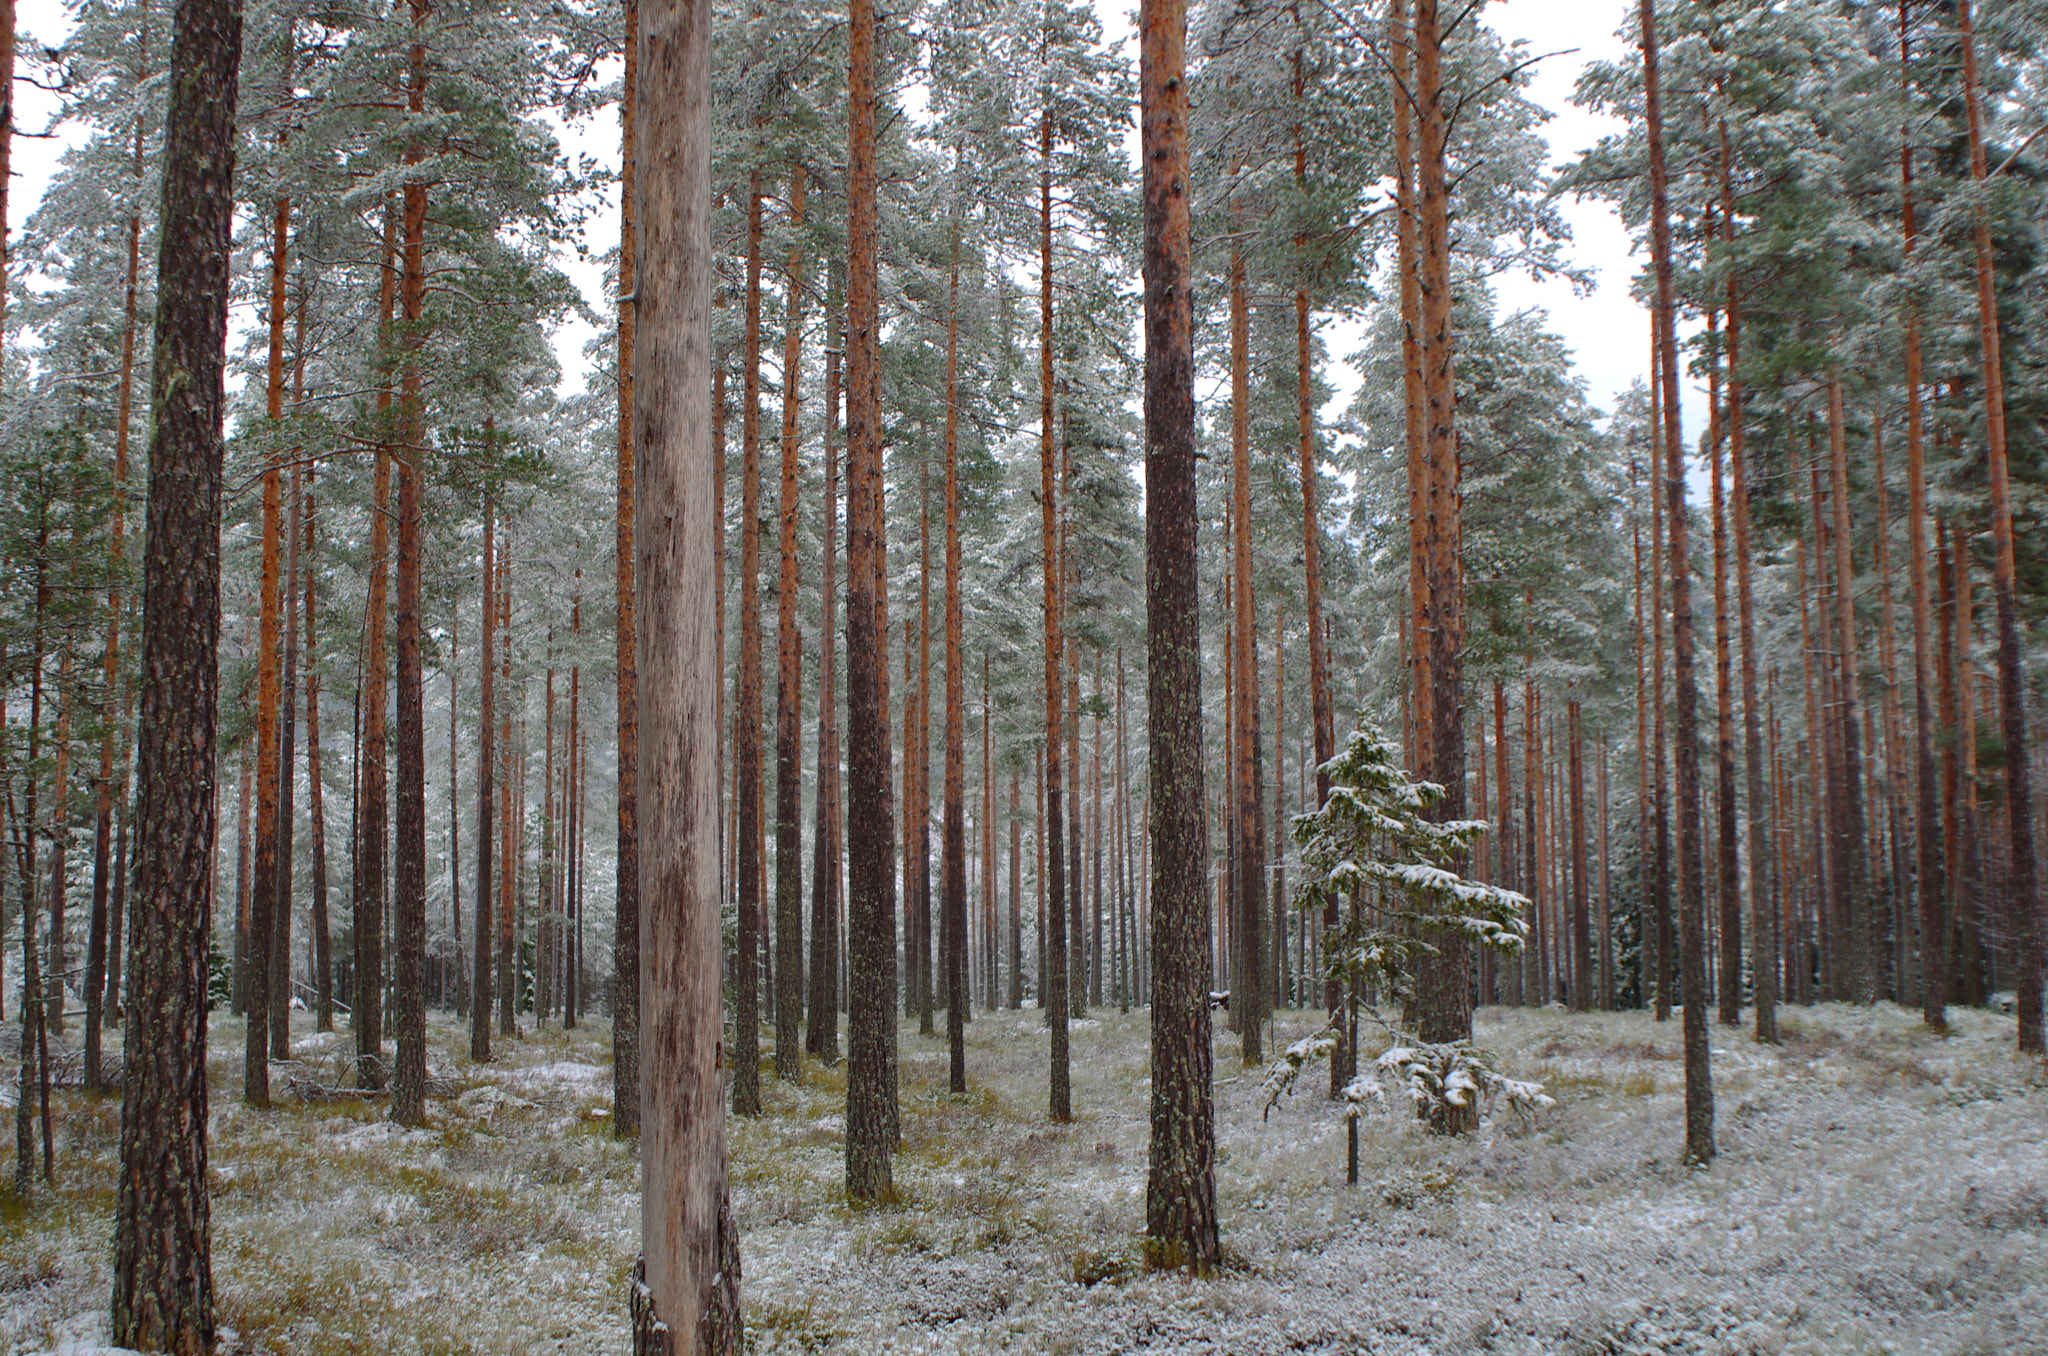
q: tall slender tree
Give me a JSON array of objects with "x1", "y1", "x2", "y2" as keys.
[{"x1": 1141, "y1": 0, "x2": 1218, "y2": 1273}]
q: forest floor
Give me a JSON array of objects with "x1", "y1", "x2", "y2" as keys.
[{"x1": 4, "y1": 997, "x2": 2046, "y2": 1355}]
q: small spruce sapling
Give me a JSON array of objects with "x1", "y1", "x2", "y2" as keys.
[{"x1": 1263, "y1": 727, "x2": 1551, "y2": 1147}]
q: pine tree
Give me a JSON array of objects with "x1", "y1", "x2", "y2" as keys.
[{"x1": 110, "y1": 0, "x2": 240, "y2": 1335}]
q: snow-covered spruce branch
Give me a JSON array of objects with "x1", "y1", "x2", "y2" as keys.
[{"x1": 1261, "y1": 1017, "x2": 1554, "y2": 1128}]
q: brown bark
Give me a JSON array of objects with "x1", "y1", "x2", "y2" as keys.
[
  {"x1": 808, "y1": 274, "x2": 843, "y2": 1061},
  {"x1": 304, "y1": 464, "x2": 333, "y2": 1032},
  {"x1": 1642, "y1": 0, "x2": 1713, "y2": 1164},
  {"x1": 1649, "y1": 350, "x2": 1672, "y2": 1020},
  {"x1": 1228, "y1": 220, "x2": 1263, "y2": 1064},
  {"x1": 391, "y1": 2, "x2": 431, "y2": 1124},
  {"x1": 473, "y1": 496, "x2": 497, "y2": 1063},
  {"x1": 1718, "y1": 119, "x2": 1776, "y2": 1042},
  {"x1": 1412, "y1": 0, "x2": 1469, "y2": 1059},
  {"x1": 1570, "y1": 699, "x2": 1590, "y2": 1012},
  {"x1": 356, "y1": 201, "x2": 396, "y2": 1091},
  {"x1": 247, "y1": 194, "x2": 290, "y2": 1103},
  {"x1": 732, "y1": 167, "x2": 766, "y2": 1115},
  {"x1": 1393, "y1": 0, "x2": 1429, "y2": 775},
  {"x1": 497, "y1": 548, "x2": 516, "y2": 1038},
  {"x1": 1142, "y1": 0, "x2": 1218, "y2": 1270},
  {"x1": 1039, "y1": 99, "x2": 1071, "y2": 1121},
  {"x1": 1705, "y1": 305, "x2": 1740, "y2": 1025},
  {"x1": 633, "y1": 0, "x2": 743, "y2": 1333},
  {"x1": 110, "y1": 0, "x2": 239, "y2": 1332},
  {"x1": 943, "y1": 243, "x2": 968, "y2": 1092},
  {"x1": 1009, "y1": 768, "x2": 1023, "y2": 1009},
  {"x1": 917, "y1": 472, "x2": 936, "y2": 1034},
  {"x1": 1825, "y1": 377, "x2": 1873, "y2": 1003},
  {"x1": 613, "y1": 0, "x2": 642, "y2": 1137},
  {"x1": 1959, "y1": 0, "x2": 2042, "y2": 1051},
  {"x1": 844, "y1": 0, "x2": 899, "y2": 1200},
  {"x1": 774, "y1": 165, "x2": 808, "y2": 1082}
]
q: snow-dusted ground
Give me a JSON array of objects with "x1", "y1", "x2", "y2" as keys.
[{"x1": 5, "y1": 1000, "x2": 2045, "y2": 1354}]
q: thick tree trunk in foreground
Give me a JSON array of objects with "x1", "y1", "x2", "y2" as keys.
[
  {"x1": 111, "y1": 0, "x2": 240, "y2": 1338},
  {"x1": 1141, "y1": 0, "x2": 1218, "y2": 1274},
  {"x1": 1642, "y1": 0, "x2": 1714, "y2": 1165},
  {"x1": 1959, "y1": 0, "x2": 2042, "y2": 1052},
  {"x1": 632, "y1": 0, "x2": 741, "y2": 1341},
  {"x1": 614, "y1": 0, "x2": 642, "y2": 1136},
  {"x1": 843, "y1": 0, "x2": 899, "y2": 1202}
]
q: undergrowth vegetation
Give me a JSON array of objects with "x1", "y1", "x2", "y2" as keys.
[{"x1": 5, "y1": 1000, "x2": 2047, "y2": 1353}]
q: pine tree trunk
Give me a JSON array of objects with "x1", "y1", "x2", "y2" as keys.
[
  {"x1": 1009, "y1": 768, "x2": 1023, "y2": 1010},
  {"x1": 1039, "y1": 100, "x2": 1071, "y2": 1120},
  {"x1": 391, "y1": 22, "x2": 432, "y2": 1120},
  {"x1": 1826, "y1": 377, "x2": 1873, "y2": 1003},
  {"x1": 729, "y1": 167, "x2": 767, "y2": 1115},
  {"x1": 248, "y1": 195, "x2": 290, "y2": 1103},
  {"x1": 1642, "y1": 0, "x2": 1713, "y2": 1164},
  {"x1": 613, "y1": 0, "x2": 642, "y2": 1137},
  {"x1": 774, "y1": 165, "x2": 808, "y2": 1083},
  {"x1": 1959, "y1": 0, "x2": 2042, "y2": 1050},
  {"x1": 844, "y1": 0, "x2": 899, "y2": 1199},
  {"x1": 1707, "y1": 306, "x2": 1741, "y2": 1026},
  {"x1": 809, "y1": 274, "x2": 843, "y2": 1062},
  {"x1": 632, "y1": 0, "x2": 743, "y2": 1333},
  {"x1": 918, "y1": 475, "x2": 937, "y2": 1035},
  {"x1": 1570, "y1": 699, "x2": 1590, "y2": 1011},
  {"x1": 1719, "y1": 119, "x2": 1776, "y2": 1042},
  {"x1": 274, "y1": 450, "x2": 301, "y2": 1059},
  {"x1": 303, "y1": 462, "x2": 335, "y2": 1033},
  {"x1": 84, "y1": 114, "x2": 145, "y2": 1078},
  {"x1": 473, "y1": 496, "x2": 497, "y2": 1063},
  {"x1": 84, "y1": 4, "x2": 147, "y2": 1078},
  {"x1": 110, "y1": 0, "x2": 238, "y2": 1331},
  {"x1": 357, "y1": 202, "x2": 396, "y2": 1091},
  {"x1": 498, "y1": 553, "x2": 517, "y2": 1037},
  {"x1": 943, "y1": 248, "x2": 969, "y2": 1092},
  {"x1": 1228, "y1": 227, "x2": 1263, "y2": 1065},
  {"x1": 1649, "y1": 348, "x2": 1672, "y2": 1021},
  {"x1": 1412, "y1": 0, "x2": 1469, "y2": 1063},
  {"x1": 1898, "y1": 28, "x2": 1945, "y2": 1024},
  {"x1": 1141, "y1": 0, "x2": 1218, "y2": 1269}
]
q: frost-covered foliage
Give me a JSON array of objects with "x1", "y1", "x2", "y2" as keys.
[
  {"x1": 1291, "y1": 725, "x2": 1531, "y2": 1007},
  {"x1": 1263, "y1": 1018, "x2": 1554, "y2": 1129}
]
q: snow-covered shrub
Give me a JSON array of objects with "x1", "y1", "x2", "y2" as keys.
[{"x1": 1263, "y1": 1018, "x2": 1554, "y2": 1129}]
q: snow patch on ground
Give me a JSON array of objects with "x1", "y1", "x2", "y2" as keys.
[{"x1": 5, "y1": 1003, "x2": 2046, "y2": 1354}]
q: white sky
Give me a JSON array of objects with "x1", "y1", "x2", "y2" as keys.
[{"x1": 7, "y1": 0, "x2": 1702, "y2": 447}]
